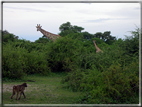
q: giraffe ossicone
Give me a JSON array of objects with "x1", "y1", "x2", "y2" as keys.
[{"x1": 36, "y1": 24, "x2": 61, "y2": 41}]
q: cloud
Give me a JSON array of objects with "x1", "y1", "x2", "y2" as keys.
[
  {"x1": 4, "y1": 6, "x2": 45, "y2": 12},
  {"x1": 84, "y1": 17, "x2": 130, "y2": 23},
  {"x1": 85, "y1": 18, "x2": 111, "y2": 23}
]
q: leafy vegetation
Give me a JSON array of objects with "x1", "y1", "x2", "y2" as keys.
[{"x1": 2, "y1": 22, "x2": 140, "y2": 104}]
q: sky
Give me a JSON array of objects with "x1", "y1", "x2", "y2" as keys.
[{"x1": 3, "y1": 2, "x2": 141, "y2": 42}]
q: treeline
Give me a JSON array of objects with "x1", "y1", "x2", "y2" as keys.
[
  {"x1": 59, "y1": 22, "x2": 116, "y2": 45},
  {"x1": 2, "y1": 22, "x2": 139, "y2": 104}
]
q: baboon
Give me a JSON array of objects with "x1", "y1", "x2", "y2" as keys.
[{"x1": 11, "y1": 83, "x2": 27, "y2": 100}]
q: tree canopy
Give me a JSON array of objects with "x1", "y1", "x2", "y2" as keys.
[
  {"x1": 94, "y1": 31, "x2": 116, "y2": 45},
  {"x1": 59, "y1": 22, "x2": 84, "y2": 37},
  {"x1": 59, "y1": 22, "x2": 116, "y2": 45}
]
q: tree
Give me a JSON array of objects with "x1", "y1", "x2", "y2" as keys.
[
  {"x1": 94, "y1": 31, "x2": 116, "y2": 45},
  {"x1": 123, "y1": 27, "x2": 139, "y2": 56},
  {"x1": 59, "y1": 22, "x2": 84, "y2": 37},
  {"x1": 2, "y1": 30, "x2": 19, "y2": 42},
  {"x1": 72, "y1": 25, "x2": 84, "y2": 33},
  {"x1": 82, "y1": 31, "x2": 94, "y2": 40},
  {"x1": 103, "y1": 31, "x2": 116, "y2": 45},
  {"x1": 59, "y1": 22, "x2": 72, "y2": 32},
  {"x1": 94, "y1": 32, "x2": 103, "y2": 39}
]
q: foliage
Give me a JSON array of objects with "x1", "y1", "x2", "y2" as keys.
[
  {"x1": 2, "y1": 30, "x2": 18, "y2": 42},
  {"x1": 62, "y1": 60, "x2": 139, "y2": 104},
  {"x1": 74, "y1": 38, "x2": 127, "y2": 72},
  {"x1": 59, "y1": 22, "x2": 84, "y2": 37},
  {"x1": 3, "y1": 43, "x2": 26, "y2": 79},
  {"x1": 59, "y1": 22, "x2": 72, "y2": 32},
  {"x1": 82, "y1": 31, "x2": 94, "y2": 40},
  {"x1": 94, "y1": 31, "x2": 116, "y2": 45},
  {"x1": 2, "y1": 24, "x2": 139, "y2": 104},
  {"x1": 22, "y1": 50, "x2": 51, "y2": 75},
  {"x1": 35, "y1": 36, "x2": 49, "y2": 43},
  {"x1": 2, "y1": 42, "x2": 51, "y2": 80},
  {"x1": 9, "y1": 39, "x2": 48, "y2": 53},
  {"x1": 61, "y1": 26, "x2": 139, "y2": 104},
  {"x1": 122, "y1": 27, "x2": 139, "y2": 56},
  {"x1": 45, "y1": 35, "x2": 85, "y2": 72}
]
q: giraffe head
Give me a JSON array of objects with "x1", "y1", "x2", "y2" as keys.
[{"x1": 36, "y1": 24, "x2": 42, "y2": 31}]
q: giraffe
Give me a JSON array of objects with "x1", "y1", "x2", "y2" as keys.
[
  {"x1": 36, "y1": 24, "x2": 61, "y2": 42},
  {"x1": 93, "y1": 40, "x2": 103, "y2": 53}
]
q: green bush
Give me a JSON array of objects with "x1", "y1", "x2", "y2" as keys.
[
  {"x1": 24, "y1": 51, "x2": 51, "y2": 75},
  {"x1": 45, "y1": 35, "x2": 85, "y2": 72},
  {"x1": 117, "y1": 27, "x2": 139, "y2": 57},
  {"x1": 61, "y1": 69, "x2": 86, "y2": 91},
  {"x1": 3, "y1": 42, "x2": 51, "y2": 79},
  {"x1": 2, "y1": 30, "x2": 18, "y2": 42},
  {"x1": 61, "y1": 27, "x2": 139, "y2": 104},
  {"x1": 10, "y1": 39, "x2": 48, "y2": 53},
  {"x1": 74, "y1": 40, "x2": 126, "y2": 72},
  {"x1": 3, "y1": 44, "x2": 26, "y2": 79},
  {"x1": 63, "y1": 60, "x2": 139, "y2": 104}
]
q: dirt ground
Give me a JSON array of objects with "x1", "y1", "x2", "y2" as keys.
[{"x1": 2, "y1": 84, "x2": 35, "y2": 93}]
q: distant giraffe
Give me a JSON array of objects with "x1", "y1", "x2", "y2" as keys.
[
  {"x1": 36, "y1": 24, "x2": 61, "y2": 42},
  {"x1": 93, "y1": 40, "x2": 103, "y2": 53}
]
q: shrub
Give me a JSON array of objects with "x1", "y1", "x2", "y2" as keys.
[
  {"x1": 24, "y1": 51, "x2": 51, "y2": 75},
  {"x1": 3, "y1": 43, "x2": 26, "y2": 79},
  {"x1": 2, "y1": 30, "x2": 18, "y2": 42},
  {"x1": 10, "y1": 39, "x2": 48, "y2": 53},
  {"x1": 79, "y1": 61, "x2": 138, "y2": 104},
  {"x1": 45, "y1": 35, "x2": 85, "y2": 72},
  {"x1": 117, "y1": 27, "x2": 139, "y2": 57},
  {"x1": 61, "y1": 69, "x2": 86, "y2": 91},
  {"x1": 62, "y1": 58, "x2": 139, "y2": 104},
  {"x1": 3, "y1": 42, "x2": 51, "y2": 79}
]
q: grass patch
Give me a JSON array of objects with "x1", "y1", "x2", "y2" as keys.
[{"x1": 3, "y1": 73, "x2": 84, "y2": 104}]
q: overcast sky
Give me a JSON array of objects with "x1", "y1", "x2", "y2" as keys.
[{"x1": 3, "y1": 2, "x2": 140, "y2": 42}]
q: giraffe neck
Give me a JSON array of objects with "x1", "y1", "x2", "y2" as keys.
[
  {"x1": 93, "y1": 41, "x2": 103, "y2": 53},
  {"x1": 39, "y1": 28, "x2": 52, "y2": 40},
  {"x1": 93, "y1": 41, "x2": 101, "y2": 51},
  {"x1": 39, "y1": 28, "x2": 60, "y2": 41}
]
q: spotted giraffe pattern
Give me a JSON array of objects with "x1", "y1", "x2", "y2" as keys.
[{"x1": 36, "y1": 24, "x2": 61, "y2": 41}]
